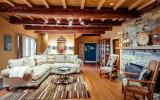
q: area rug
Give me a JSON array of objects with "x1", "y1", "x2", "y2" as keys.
[{"x1": 0, "y1": 74, "x2": 91, "y2": 100}]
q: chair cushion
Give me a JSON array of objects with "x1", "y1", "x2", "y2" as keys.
[
  {"x1": 100, "y1": 67, "x2": 112, "y2": 73},
  {"x1": 126, "y1": 85, "x2": 149, "y2": 94},
  {"x1": 106, "y1": 54, "x2": 117, "y2": 67},
  {"x1": 31, "y1": 64, "x2": 50, "y2": 80},
  {"x1": 54, "y1": 55, "x2": 65, "y2": 63},
  {"x1": 122, "y1": 78, "x2": 141, "y2": 87}
]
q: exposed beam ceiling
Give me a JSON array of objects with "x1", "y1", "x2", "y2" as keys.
[
  {"x1": 101, "y1": 18, "x2": 106, "y2": 22},
  {"x1": 61, "y1": 0, "x2": 67, "y2": 9},
  {"x1": 90, "y1": 18, "x2": 94, "y2": 21},
  {"x1": 97, "y1": 0, "x2": 106, "y2": 10},
  {"x1": 114, "y1": 0, "x2": 126, "y2": 10},
  {"x1": 118, "y1": 18, "x2": 124, "y2": 21},
  {"x1": 4, "y1": 0, "x2": 15, "y2": 6},
  {"x1": 0, "y1": 4, "x2": 140, "y2": 19},
  {"x1": 80, "y1": 0, "x2": 85, "y2": 9},
  {"x1": 26, "y1": 15, "x2": 33, "y2": 20},
  {"x1": 112, "y1": 18, "x2": 118, "y2": 21},
  {"x1": 9, "y1": 17, "x2": 122, "y2": 26},
  {"x1": 42, "y1": 0, "x2": 50, "y2": 8},
  {"x1": 128, "y1": 0, "x2": 143, "y2": 10},
  {"x1": 24, "y1": 25, "x2": 112, "y2": 31},
  {"x1": 137, "y1": 0, "x2": 156, "y2": 10},
  {"x1": 35, "y1": 30, "x2": 105, "y2": 34},
  {"x1": 22, "y1": 0, "x2": 32, "y2": 7},
  {"x1": 14, "y1": 15, "x2": 22, "y2": 19}
]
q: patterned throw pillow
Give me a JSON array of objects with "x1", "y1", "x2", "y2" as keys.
[
  {"x1": 35, "y1": 58, "x2": 44, "y2": 66},
  {"x1": 139, "y1": 68, "x2": 151, "y2": 80}
]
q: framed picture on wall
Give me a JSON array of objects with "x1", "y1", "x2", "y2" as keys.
[{"x1": 4, "y1": 34, "x2": 12, "y2": 51}]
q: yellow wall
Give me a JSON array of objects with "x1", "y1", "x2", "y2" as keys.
[
  {"x1": 0, "y1": 17, "x2": 40, "y2": 70},
  {"x1": 75, "y1": 36, "x2": 100, "y2": 55},
  {"x1": 42, "y1": 33, "x2": 75, "y2": 54}
]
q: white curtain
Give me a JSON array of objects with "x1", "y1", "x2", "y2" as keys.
[{"x1": 23, "y1": 36, "x2": 36, "y2": 57}]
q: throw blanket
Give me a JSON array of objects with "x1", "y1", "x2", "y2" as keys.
[{"x1": 9, "y1": 66, "x2": 28, "y2": 78}]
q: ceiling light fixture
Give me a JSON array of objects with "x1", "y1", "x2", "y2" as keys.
[
  {"x1": 68, "y1": 18, "x2": 73, "y2": 27},
  {"x1": 79, "y1": 18, "x2": 85, "y2": 25},
  {"x1": 109, "y1": 3, "x2": 114, "y2": 6},
  {"x1": 44, "y1": 18, "x2": 48, "y2": 25}
]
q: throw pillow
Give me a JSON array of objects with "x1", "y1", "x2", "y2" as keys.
[
  {"x1": 70, "y1": 55, "x2": 78, "y2": 62},
  {"x1": 139, "y1": 68, "x2": 151, "y2": 81},
  {"x1": 47, "y1": 55, "x2": 55, "y2": 63},
  {"x1": 8, "y1": 58, "x2": 25, "y2": 68},
  {"x1": 35, "y1": 58, "x2": 44, "y2": 66}
]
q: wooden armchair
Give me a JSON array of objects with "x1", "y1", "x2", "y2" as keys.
[
  {"x1": 100, "y1": 54, "x2": 119, "y2": 80},
  {"x1": 123, "y1": 60, "x2": 160, "y2": 100}
]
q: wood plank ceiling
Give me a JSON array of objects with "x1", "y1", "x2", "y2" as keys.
[{"x1": 0, "y1": 0, "x2": 158, "y2": 34}]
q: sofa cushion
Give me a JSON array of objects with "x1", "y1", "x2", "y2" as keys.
[
  {"x1": 47, "y1": 55, "x2": 55, "y2": 63},
  {"x1": 66, "y1": 55, "x2": 78, "y2": 63},
  {"x1": 8, "y1": 58, "x2": 25, "y2": 68},
  {"x1": 34, "y1": 55, "x2": 47, "y2": 66},
  {"x1": 31, "y1": 64, "x2": 51, "y2": 80},
  {"x1": 23, "y1": 57, "x2": 35, "y2": 67},
  {"x1": 51, "y1": 63, "x2": 80, "y2": 69},
  {"x1": 54, "y1": 55, "x2": 65, "y2": 63}
]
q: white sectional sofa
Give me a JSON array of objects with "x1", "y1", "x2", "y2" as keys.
[{"x1": 1, "y1": 54, "x2": 83, "y2": 88}]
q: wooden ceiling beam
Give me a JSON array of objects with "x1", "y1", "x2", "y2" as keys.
[
  {"x1": 80, "y1": 0, "x2": 85, "y2": 9},
  {"x1": 22, "y1": 0, "x2": 32, "y2": 7},
  {"x1": 61, "y1": 0, "x2": 67, "y2": 9},
  {"x1": 14, "y1": 15, "x2": 22, "y2": 19},
  {"x1": 0, "y1": 4, "x2": 140, "y2": 19},
  {"x1": 128, "y1": 0, "x2": 143, "y2": 10},
  {"x1": 9, "y1": 16, "x2": 122, "y2": 26},
  {"x1": 97, "y1": 0, "x2": 106, "y2": 10},
  {"x1": 24, "y1": 25, "x2": 112, "y2": 31},
  {"x1": 26, "y1": 15, "x2": 33, "y2": 20},
  {"x1": 118, "y1": 18, "x2": 124, "y2": 21},
  {"x1": 4, "y1": 0, "x2": 15, "y2": 6},
  {"x1": 42, "y1": 0, "x2": 50, "y2": 8},
  {"x1": 101, "y1": 18, "x2": 106, "y2": 22},
  {"x1": 137, "y1": 0, "x2": 156, "y2": 10},
  {"x1": 90, "y1": 18, "x2": 94, "y2": 21},
  {"x1": 114, "y1": 0, "x2": 126, "y2": 10},
  {"x1": 35, "y1": 30, "x2": 105, "y2": 34},
  {"x1": 112, "y1": 18, "x2": 118, "y2": 21}
]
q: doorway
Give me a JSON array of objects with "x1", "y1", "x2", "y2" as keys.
[
  {"x1": 113, "y1": 39, "x2": 120, "y2": 69},
  {"x1": 84, "y1": 43, "x2": 97, "y2": 63}
]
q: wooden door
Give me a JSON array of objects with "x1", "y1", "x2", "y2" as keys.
[
  {"x1": 113, "y1": 39, "x2": 120, "y2": 70},
  {"x1": 84, "y1": 43, "x2": 97, "y2": 62},
  {"x1": 79, "y1": 43, "x2": 84, "y2": 61}
]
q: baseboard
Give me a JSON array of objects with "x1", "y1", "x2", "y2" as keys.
[{"x1": 84, "y1": 61, "x2": 97, "y2": 63}]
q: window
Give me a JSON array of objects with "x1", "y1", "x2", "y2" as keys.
[{"x1": 22, "y1": 36, "x2": 36, "y2": 57}]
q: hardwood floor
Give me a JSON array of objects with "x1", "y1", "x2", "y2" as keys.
[{"x1": 80, "y1": 63, "x2": 123, "y2": 100}]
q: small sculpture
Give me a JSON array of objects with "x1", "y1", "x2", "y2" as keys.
[{"x1": 122, "y1": 32, "x2": 132, "y2": 47}]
